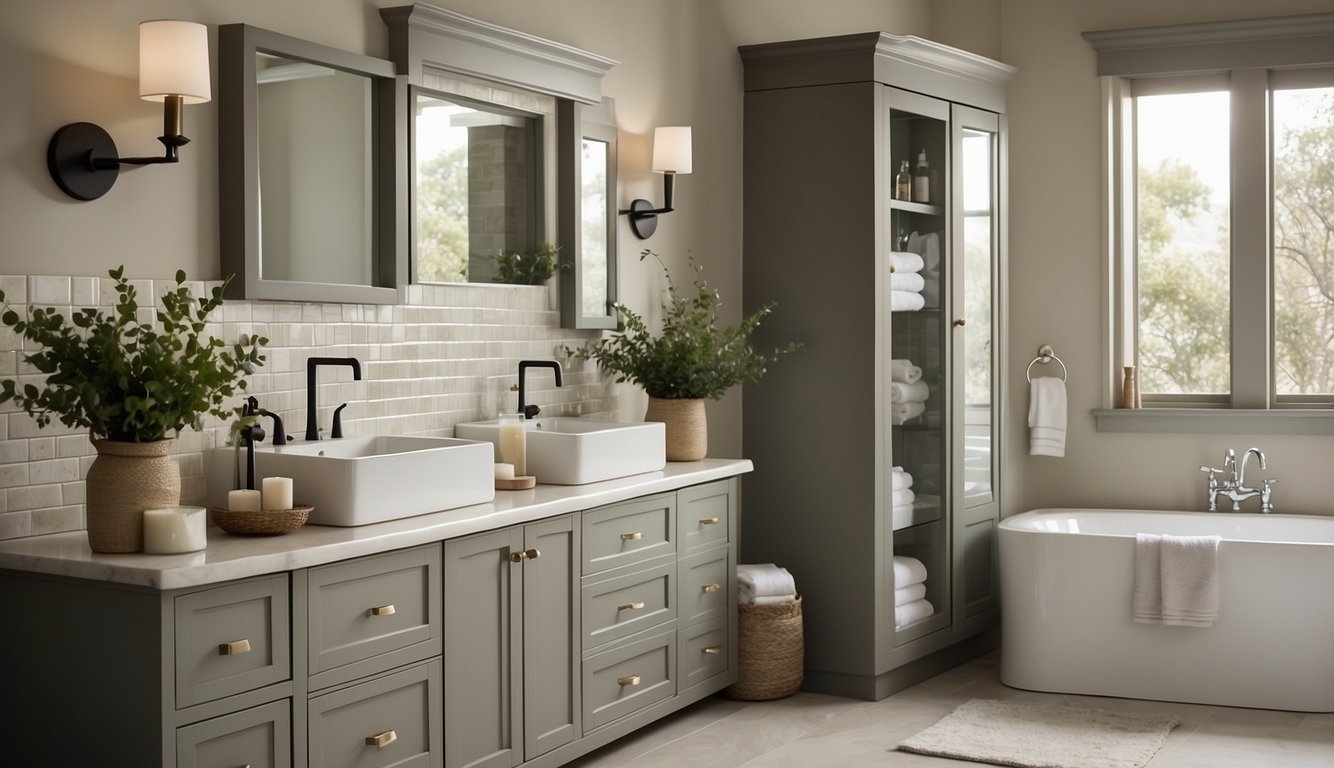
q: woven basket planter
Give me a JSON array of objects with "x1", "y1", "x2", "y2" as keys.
[
  {"x1": 85, "y1": 438, "x2": 181, "y2": 553},
  {"x1": 726, "y1": 595, "x2": 804, "y2": 701},
  {"x1": 645, "y1": 396, "x2": 707, "y2": 461}
]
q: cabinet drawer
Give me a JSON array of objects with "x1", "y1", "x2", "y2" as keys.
[
  {"x1": 308, "y1": 659, "x2": 442, "y2": 768},
  {"x1": 176, "y1": 699, "x2": 291, "y2": 768},
  {"x1": 582, "y1": 628, "x2": 676, "y2": 732},
  {"x1": 582, "y1": 560, "x2": 675, "y2": 651},
  {"x1": 679, "y1": 618, "x2": 729, "y2": 692},
  {"x1": 175, "y1": 574, "x2": 291, "y2": 708},
  {"x1": 583, "y1": 494, "x2": 676, "y2": 575},
  {"x1": 677, "y1": 481, "x2": 732, "y2": 553},
  {"x1": 308, "y1": 544, "x2": 440, "y2": 683},
  {"x1": 679, "y1": 547, "x2": 729, "y2": 627}
]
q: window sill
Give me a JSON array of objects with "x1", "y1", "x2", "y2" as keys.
[{"x1": 1093, "y1": 408, "x2": 1334, "y2": 435}]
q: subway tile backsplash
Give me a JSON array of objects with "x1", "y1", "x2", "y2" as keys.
[{"x1": 0, "y1": 274, "x2": 614, "y2": 541}]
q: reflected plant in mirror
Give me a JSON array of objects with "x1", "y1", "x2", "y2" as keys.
[
  {"x1": 495, "y1": 243, "x2": 565, "y2": 286},
  {"x1": 413, "y1": 90, "x2": 540, "y2": 284}
]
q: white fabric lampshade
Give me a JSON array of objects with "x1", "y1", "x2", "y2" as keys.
[
  {"x1": 651, "y1": 126, "x2": 692, "y2": 175},
  {"x1": 139, "y1": 20, "x2": 211, "y2": 104}
]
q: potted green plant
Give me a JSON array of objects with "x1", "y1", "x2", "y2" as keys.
[
  {"x1": 494, "y1": 242, "x2": 566, "y2": 285},
  {"x1": 569, "y1": 251, "x2": 799, "y2": 460},
  {"x1": 0, "y1": 267, "x2": 265, "y2": 552}
]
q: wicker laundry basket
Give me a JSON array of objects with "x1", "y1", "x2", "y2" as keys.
[{"x1": 726, "y1": 595, "x2": 804, "y2": 700}]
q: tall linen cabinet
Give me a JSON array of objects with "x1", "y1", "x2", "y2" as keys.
[{"x1": 740, "y1": 33, "x2": 1014, "y2": 700}]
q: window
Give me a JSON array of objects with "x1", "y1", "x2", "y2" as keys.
[{"x1": 1086, "y1": 14, "x2": 1334, "y2": 428}]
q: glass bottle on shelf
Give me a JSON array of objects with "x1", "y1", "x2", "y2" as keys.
[
  {"x1": 895, "y1": 160, "x2": 912, "y2": 200},
  {"x1": 912, "y1": 149, "x2": 931, "y2": 203}
]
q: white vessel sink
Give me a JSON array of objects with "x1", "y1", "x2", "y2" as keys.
[
  {"x1": 206, "y1": 436, "x2": 495, "y2": 526},
  {"x1": 455, "y1": 417, "x2": 666, "y2": 485}
]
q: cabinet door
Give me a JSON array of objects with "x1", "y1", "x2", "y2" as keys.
[
  {"x1": 176, "y1": 699, "x2": 291, "y2": 768},
  {"x1": 522, "y1": 515, "x2": 580, "y2": 760},
  {"x1": 444, "y1": 528, "x2": 523, "y2": 768}
]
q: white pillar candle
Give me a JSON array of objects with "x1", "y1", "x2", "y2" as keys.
[
  {"x1": 143, "y1": 506, "x2": 207, "y2": 554},
  {"x1": 261, "y1": 476, "x2": 294, "y2": 511},
  {"x1": 228, "y1": 489, "x2": 262, "y2": 512},
  {"x1": 494, "y1": 462, "x2": 516, "y2": 480},
  {"x1": 498, "y1": 413, "x2": 527, "y2": 476}
]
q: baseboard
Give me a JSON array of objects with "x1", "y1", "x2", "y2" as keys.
[{"x1": 801, "y1": 626, "x2": 1000, "y2": 701}]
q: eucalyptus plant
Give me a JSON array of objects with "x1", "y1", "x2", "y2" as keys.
[
  {"x1": 568, "y1": 251, "x2": 800, "y2": 400},
  {"x1": 0, "y1": 267, "x2": 266, "y2": 443},
  {"x1": 495, "y1": 242, "x2": 565, "y2": 285}
]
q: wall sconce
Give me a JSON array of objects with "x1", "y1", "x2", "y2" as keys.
[
  {"x1": 47, "y1": 20, "x2": 211, "y2": 201},
  {"x1": 623, "y1": 126, "x2": 692, "y2": 240}
]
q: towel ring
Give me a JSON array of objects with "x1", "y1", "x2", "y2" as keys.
[{"x1": 1025, "y1": 345, "x2": 1067, "y2": 382}]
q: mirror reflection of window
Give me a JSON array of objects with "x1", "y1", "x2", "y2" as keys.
[
  {"x1": 580, "y1": 138, "x2": 609, "y2": 315},
  {"x1": 413, "y1": 91, "x2": 539, "y2": 284}
]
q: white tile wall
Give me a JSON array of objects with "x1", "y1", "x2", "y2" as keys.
[{"x1": 0, "y1": 274, "x2": 615, "y2": 541}]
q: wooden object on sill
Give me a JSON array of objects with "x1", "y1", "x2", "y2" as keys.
[
  {"x1": 1122, "y1": 366, "x2": 1140, "y2": 409},
  {"x1": 496, "y1": 476, "x2": 537, "y2": 491}
]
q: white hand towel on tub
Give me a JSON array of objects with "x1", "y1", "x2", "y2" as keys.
[
  {"x1": 891, "y1": 290, "x2": 926, "y2": 312},
  {"x1": 737, "y1": 563, "x2": 797, "y2": 604},
  {"x1": 890, "y1": 272, "x2": 926, "y2": 292},
  {"x1": 895, "y1": 598, "x2": 934, "y2": 629},
  {"x1": 1133, "y1": 533, "x2": 1163, "y2": 623},
  {"x1": 890, "y1": 380, "x2": 930, "y2": 403},
  {"x1": 892, "y1": 555, "x2": 928, "y2": 587},
  {"x1": 888, "y1": 251, "x2": 925, "y2": 274},
  {"x1": 890, "y1": 359, "x2": 923, "y2": 384},
  {"x1": 894, "y1": 582, "x2": 927, "y2": 607},
  {"x1": 1028, "y1": 376, "x2": 1067, "y2": 457},
  {"x1": 1133, "y1": 533, "x2": 1221, "y2": 627}
]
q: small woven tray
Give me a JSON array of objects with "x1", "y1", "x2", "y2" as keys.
[{"x1": 211, "y1": 505, "x2": 312, "y2": 536}]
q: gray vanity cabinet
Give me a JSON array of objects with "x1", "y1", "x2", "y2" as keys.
[
  {"x1": 443, "y1": 515, "x2": 580, "y2": 768},
  {"x1": 740, "y1": 33, "x2": 1013, "y2": 700}
]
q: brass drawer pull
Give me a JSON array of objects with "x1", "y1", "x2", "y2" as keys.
[
  {"x1": 218, "y1": 639, "x2": 251, "y2": 656},
  {"x1": 365, "y1": 729, "x2": 397, "y2": 748},
  {"x1": 703, "y1": 645, "x2": 723, "y2": 654},
  {"x1": 699, "y1": 517, "x2": 720, "y2": 525},
  {"x1": 620, "y1": 531, "x2": 643, "y2": 542},
  {"x1": 369, "y1": 604, "x2": 396, "y2": 617},
  {"x1": 510, "y1": 548, "x2": 542, "y2": 563},
  {"x1": 617, "y1": 674, "x2": 641, "y2": 687},
  {"x1": 617, "y1": 601, "x2": 646, "y2": 612},
  {"x1": 231, "y1": 764, "x2": 252, "y2": 768},
  {"x1": 702, "y1": 583, "x2": 721, "y2": 593},
  {"x1": 524, "y1": 548, "x2": 541, "y2": 560}
]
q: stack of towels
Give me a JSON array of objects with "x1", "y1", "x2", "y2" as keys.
[
  {"x1": 737, "y1": 563, "x2": 797, "y2": 605},
  {"x1": 889, "y1": 251, "x2": 926, "y2": 311},
  {"x1": 890, "y1": 358, "x2": 929, "y2": 425},
  {"x1": 893, "y1": 555, "x2": 933, "y2": 629},
  {"x1": 906, "y1": 231, "x2": 942, "y2": 308},
  {"x1": 891, "y1": 466, "x2": 915, "y2": 520}
]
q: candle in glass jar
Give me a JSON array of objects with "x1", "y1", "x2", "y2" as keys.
[
  {"x1": 143, "y1": 506, "x2": 207, "y2": 554},
  {"x1": 497, "y1": 413, "x2": 527, "y2": 476},
  {"x1": 262, "y1": 476, "x2": 294, "y2": 511},
  {"x1": 228, "y1": 489, "x2": 261, "y2": 512}
]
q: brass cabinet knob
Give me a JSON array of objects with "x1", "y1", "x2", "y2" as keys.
[
  {"x1": 510, "y1": 550, "x2": 527, "y2": 563},
  {"x1": 699, "y1": 517, "x2": 720, "y2": 526},
  {"x1": 617, "y1": 674, "x2": 641, "y2": 687},
  {"x1": 369, "y1": 604, "x2": 396, "y2": 617},
  {"x1": 702, "y1": 583, "x2": 721, "y2": 593},
  {"x1": 218, "y1": 639, "x2": 251, "y2": 656},
  {"x1": 524, "y1": 548, "x2": 541, "y2": 560},
  {"x1": 702, "y1": 646, "x2": 723, "y2": 655},
  {"x1": 617, "y1": 601, "x2": 646, "y2": 612},
  {"x1": 620, "y1": 531, "x2": 643, "y2": 542},
  {"x1": 953, "y1": 317, "x2": 967, "y2": 327},
  {"x1": 365, "y1": 729, "x2": 397, "y2": 749}
]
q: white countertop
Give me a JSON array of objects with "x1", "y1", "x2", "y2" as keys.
[{"x1": 0, "y1": 458, "x2": 752, "y2": 591}]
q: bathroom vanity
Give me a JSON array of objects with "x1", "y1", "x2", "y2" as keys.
[{"x1": 0, "y1": 459, "x2": 747, "y2": 768}]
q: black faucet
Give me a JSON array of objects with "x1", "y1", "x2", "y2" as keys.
[
  {"x1": 240, "y1": 396, "x2": 265, "y2": 490},
  {"x1": 262, "y1": 410, "x2": 287, "y2": 446},
  {"x1": 306, "y1": 357, "x2": 362, "y2": 440},
  {"x1": 517, "y1": 360, "x2": 563, "y2": 419}
]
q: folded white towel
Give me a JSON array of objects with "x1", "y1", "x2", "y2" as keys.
[
  {"x1": 890, "y1": 359, "x2": 922, "y2": 384},
  {"x1": 890, "y1": 272, "x2": 925, "y2": 292},
  {"x1": 890, "y1": 401, "x2": 926, "y2": 425},
  {"x1": 892, "y1": 488, "x2": 915, "y2": 508},
  {"x1": 890, "y1": 380, "x2": 930, "y2": 403},
  {"x1": 894, "y1": 582, "x2": 927, "y2": 607},
  {"x1": 891, "y1": 290, "x2": 925, "y2": 312},
  {"x1": 737, "y1": 563, "x2": 797, "y2": 604},
  {"x1": 892, "y1": 555, "x2": 928, "y2": 587},
  {"x1": 1028, "y1": 376, "x2": 1067, "y2": 457},
  {"x1": 751, "y1": 594, "x2": 798, "y2": 606},
  {"x1": 888, "y1": 251, "x2": 924, "y2": 274},
  {"x1": 891, "y1": 467, "x2": 913, "y2": 491},
  {"x1": 895, "y1": 598, "x2": 934, "y2": 629},
  {"x1": 1133, "y1": 534, "x2": 1221, "y2": 627}
]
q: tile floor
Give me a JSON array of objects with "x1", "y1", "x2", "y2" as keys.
[{"x1": 565, "y1": 652, "x2": 1334, "y2": 767}]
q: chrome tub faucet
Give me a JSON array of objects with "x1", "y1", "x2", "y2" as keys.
[{"x1": 1200, "y1": 446, "x2": 1277, "y2": 513}]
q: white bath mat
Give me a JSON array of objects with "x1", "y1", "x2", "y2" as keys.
[{"x1": 897, "y1": 698, "x2": 1180, "y2": 768}]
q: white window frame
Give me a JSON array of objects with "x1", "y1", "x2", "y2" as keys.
[{"x1": 1085, "y1": 12, "x2": 1334, "y2": 434}]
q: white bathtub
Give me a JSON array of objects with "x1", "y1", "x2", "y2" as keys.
[{"x1": 999, "y1": 508, "x2": 1334, "y2": 712}]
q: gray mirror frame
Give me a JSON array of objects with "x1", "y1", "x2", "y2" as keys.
[
  {"x1": 218, "y1": 24, "x2": 407, "y2": 304},
  {"x1": 559, "y1": 98, "x2": 618, "y2": 329}
]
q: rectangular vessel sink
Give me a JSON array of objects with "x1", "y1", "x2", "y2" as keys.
[
  {"x1": 206, "y1": 436, "x2": 495, "y2": 526},
  {"x1": 455, "y1": 417, "x2": 665, "y2": 485}
]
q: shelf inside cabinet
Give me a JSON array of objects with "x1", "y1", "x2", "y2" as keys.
[
  {"x1": 889, "y1": 200, "x2": 944, "y2": 216},
  {"x1": 891, "y1": 496, "x2": 942, "y2": 531}
]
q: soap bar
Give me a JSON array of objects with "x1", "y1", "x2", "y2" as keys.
[
  {"x1": 494, "y1": 463, "x2": 516, "y2": 480},
  {"x1": 228, "y1": 489, "x2": 261, "y2": 512},
  {"x1": 262, "y1": 476, "x2": 294, "y2": 510}
]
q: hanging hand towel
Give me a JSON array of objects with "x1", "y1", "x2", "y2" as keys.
[
  {"x1": 888, "y1": 251, "x2": 925, "y2": 274},
  {"x1": 892, "y1": 555, "x2": 928, "y2": 587},
  {"x1": 1028, "y1": 376, "x2": 1067, "y2": 457},
  {"x1": 894, "y1": 582, "x2": 927, "y2": 607},
  {"x1": 890, "y1": 401, "x2": 926, "y2": 425},
  {"x1": 890, "y1": 380, "x2": 930, "y2": 403},
  {"x1": 891, "y1": 290, "x2": 926, "y2": 312},
  {"x1": 895, "y1": 598, "x2": 935, "y2": 629},
  {"x1": 1161, "y1": 534, "x2": 1221, "y2": 627},
  {"x1": 890, "y1": 359, "x2": 923, "y2": 384},
  {"x1": 1132, "y1": 533, "x2": 1163, "y2": 623},
  {"x1": 890, "y1": 272, "x2": 926, "y2": 292}
]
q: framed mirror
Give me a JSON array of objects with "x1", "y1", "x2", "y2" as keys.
[
  {"x1": 218, "y1": 24, "x2": 406, "y2": 303},
  {"x1": 559, "y1": 98, "x2": 618, "y2": 329}
]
